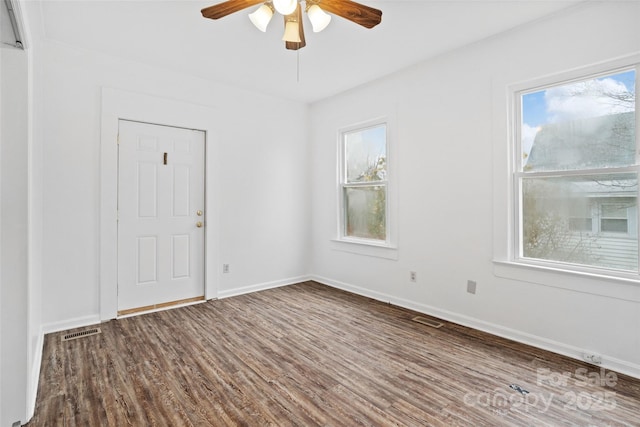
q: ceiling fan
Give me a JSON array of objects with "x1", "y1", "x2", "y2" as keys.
[{"x1": 201, "y1": 0, "x2": 382, "y2": 50}]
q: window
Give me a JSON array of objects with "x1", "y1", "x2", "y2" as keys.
[
  {"x1": 339, "y1": 122, "x2": 388, "y2": 243},
  {"x1": 516, "y1": 67, "x2": 638, "y2": 273},
  {"x1": 600, "y1": 203, "x2": 635, "y2": 234},
  {"x1": 568, "y1": 201, "x2": 593, "y2": 232}
]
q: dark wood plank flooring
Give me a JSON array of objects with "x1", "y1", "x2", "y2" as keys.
[{"x1": 28, "y1": 281, "x2": 640, "y2": 426}]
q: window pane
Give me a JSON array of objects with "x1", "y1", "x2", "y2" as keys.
[
  {"x1": 344, "y1": 186, "x2": 386, "y2": 240},
  {"x1": 601, "y1": 203, "x2": 630, "y2": 233},
  {"x1": 345, "y1": 125, "x2": 387, "y2": 183},
  {"x1": 522, "y1": 70, "x2": 636, "y2": 172},
  {"x1": 601, "y1": 204, "x2": 627, "y2": 219},
  {"x1": 601, "y1": 219, "x2": 628, "y2": 233},
  {"x1": 522, "y1": 173, "x2": 638, "y2": 271},
  {"x1": 568, "y1": 202, "x2": 592, "y2": 231},
  {"x1": 569, "y1": 218, "x2": 592, "y2": 232}
]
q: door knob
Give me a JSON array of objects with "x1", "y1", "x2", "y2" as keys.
[
  {"x1": 197, "y1": 210, "x2": 203, "y2": 216},
  {"x1": 196, "y1": 221, "x2": 203, "y2": 228}
]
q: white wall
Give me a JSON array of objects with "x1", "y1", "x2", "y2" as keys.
[
  {"x1": 309, "y1": 1, "x2": 640, "y2": 377},
  {"x1": 38, "y1": 39, "x2": 310, "y2": 329},
  {"x1": 1, "y1": 45, "x2": 29, "y2": 425}
]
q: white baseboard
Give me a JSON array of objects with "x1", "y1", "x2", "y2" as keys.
[
  {"x1": 42, "y1": 314, "x2": 102, "y2": 335},
  {"x1": 36, "y1": 276, "x2": 640, "y2": 381},
  {"x1": 311, "y1": 275, "x2": 640, "y2": 380},
  {"x1": 41, "y1": 276, "x2": 312, "y2": 332},
  {"x1": 217, "y1": 275, "x2": 311, "y2": 300}
]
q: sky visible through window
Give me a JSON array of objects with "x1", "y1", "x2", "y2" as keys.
[
  {"x1": 521, "y1": 70, "x2": 636, "y2": 163},
  {"x1": 345, "y1": 124, "x2": 386, "y2": 182}
]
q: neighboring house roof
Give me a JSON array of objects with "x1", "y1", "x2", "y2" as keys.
[
  {"x1": 526, "y1": 111, "x2": 635, "y2": 172},
  {"x1": 525, "y1": 112, "x2": 637, "y2": 197}
]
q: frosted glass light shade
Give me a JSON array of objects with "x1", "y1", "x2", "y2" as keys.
[
  {"x1": 307, "y1": 5, "x2": 331, "y2": 32},
  {"x1": 273, "y1": 0, "x2": 297, "y2": 15},
  {"x1": 249, "y1": 4, "x2": 274, "y2": 32},
  {"x1": 282, "y1": 21, "x2": 301, "y2": 42}
]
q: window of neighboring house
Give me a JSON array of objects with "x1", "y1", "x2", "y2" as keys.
[
  {"x1": 601, "y1": 203, "x2": 630, "y2": 233},
  {"x1": 569, "y1": 202, "x2": 593, "y2": 232},
  {"x1": 339, "y1": 122, "x2": 388, "y2": 243},
  {"x1": 516, "y1": 67, "x2": 638, "y2": 273},
  {"x1": 567, "y1": 198, "x2": 636, "y2": 235}
]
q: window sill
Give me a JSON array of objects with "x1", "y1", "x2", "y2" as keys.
[
  {"x1": 331, "y1": 238, "x2": 398, "y2": 260},
  {"x1": 493, "y1": 259, "x2": 640, "y2": 302}
]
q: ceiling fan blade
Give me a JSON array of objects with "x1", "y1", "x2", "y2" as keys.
[
  {"x1": 285, "y1": 4, "x2": 306, "y2": 50},
  {"x1": 317, "y1": 0, "x2": 382, "y2": 29},
  {"x1": 201, "y1": 0, "x2": 264, "y2": 20}
]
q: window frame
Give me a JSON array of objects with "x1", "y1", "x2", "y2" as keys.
[
  {"x1": 512, "y1": 63, "x2": 640, "y2": 277},
  {"x1": 338, "y1": 120, "x2": 390, "y2": 245},
  {"x1": 330, "y1": 117, "x2": 398, "y2": 260}
]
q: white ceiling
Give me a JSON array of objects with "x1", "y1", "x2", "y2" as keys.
[{"x1": 38, "y1": 0, "x2": 582, "y2": 103}]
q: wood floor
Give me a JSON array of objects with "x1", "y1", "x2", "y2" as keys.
[{"x1": 28, "y1": 281, "x2": 640, "y2": 426}]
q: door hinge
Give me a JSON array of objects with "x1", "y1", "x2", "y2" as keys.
[{"x1": 117, "y1": 133, "x2": 120, "y2": 145}]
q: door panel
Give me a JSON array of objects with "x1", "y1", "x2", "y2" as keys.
[
  {"x1": 118, "y1": 120, "x2": 205, "y2": 312},
  {"x1": 172, "y1": 234, "x2": 191, "y2": 279},
  {"x1": 137, "y1": 162, "x2": 158, "y2": 217},
  {"x1": 137, "y1": 236, "x2": 158, "y2": 284},
  {"x1": 172, "y1": 165, "x2": 191, "y2": 217}
]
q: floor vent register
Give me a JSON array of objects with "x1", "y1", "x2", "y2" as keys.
[
  {"x1": 61, "y1": 328, "x2": 102, "y2": 342},
  {"x1": 412, "y1": 316, "x2": 444, "y2": 329}
]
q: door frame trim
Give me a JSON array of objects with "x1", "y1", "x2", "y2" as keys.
[{"x1": 100, "y1": 88, "x2": 220, "y2": 320}]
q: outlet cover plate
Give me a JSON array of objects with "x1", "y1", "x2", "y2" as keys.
[{"x1": 467, "y1": 280, "x2": 476, "y2": 294}]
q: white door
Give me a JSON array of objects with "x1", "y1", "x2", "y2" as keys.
[{"x1": 117, "y1": 120, "x2": 205, "y2": 313}]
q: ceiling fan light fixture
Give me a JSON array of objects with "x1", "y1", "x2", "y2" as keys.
[
  {"x1": 306, "y1": 4, "x2": 331, "y2": 33},
  {"x1": 282, "y1": 20, "x2": 301, "y2": 43},
  {"x1": 248, "y1": 3, "x2": 274, "y2": 32},
  {"x1": 201, "y1": 0, "x2": 382, "y2": 51},
  {"x1": 273, "y1": 0, "x2": 297, "y2": 15}
]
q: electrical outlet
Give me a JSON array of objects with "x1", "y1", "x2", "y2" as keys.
[
  {"x1": 467, "y1": 280, "x2": 476, "y2": 294},
  {"x1": 222, "y1": 264, "x2": 230, "y2": 274},
  {"x1": 410, "y1": 271, "x2": 417, "y2": 282}
]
